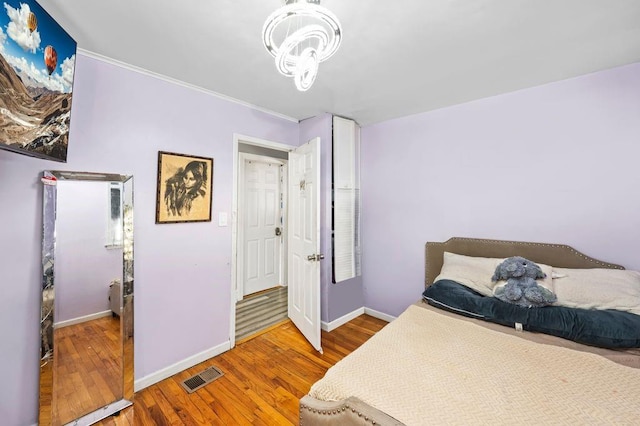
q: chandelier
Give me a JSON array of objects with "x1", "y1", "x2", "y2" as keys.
[{"x1": 262, "y1": 0, "x2": 343, "y2": 91}]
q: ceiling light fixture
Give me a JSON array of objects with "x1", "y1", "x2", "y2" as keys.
[{"x1": 262, "y1": 0, "x2": 342, "y2": 91}]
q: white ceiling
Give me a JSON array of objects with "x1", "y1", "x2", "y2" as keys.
[{"x1": 37, "y1": 0, "x2": 640, "y2": 125}]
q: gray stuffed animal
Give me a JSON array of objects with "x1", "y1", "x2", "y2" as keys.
[{"x1": 491, "y1": 256, "x2": 557, "y2": 307}]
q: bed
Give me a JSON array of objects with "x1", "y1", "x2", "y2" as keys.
[{"x1": 299, "y1": 238, "x2": 640, "y2": 425}]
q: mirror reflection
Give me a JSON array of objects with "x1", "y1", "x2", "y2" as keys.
[{"x1": 40, "y1": 171, "x2": 134, "y2": 426}]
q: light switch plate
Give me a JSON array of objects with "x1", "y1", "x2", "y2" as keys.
[{"x1": 218, "y1": 212, "x2": 227, "y2": 227}]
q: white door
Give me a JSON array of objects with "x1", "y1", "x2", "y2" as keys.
[
  {"x1": 288, "y1": 138, "x2": 322, "y2": 352},
  {"x1": 242, "y1": 157, "x2": 283, "y2": 296}
]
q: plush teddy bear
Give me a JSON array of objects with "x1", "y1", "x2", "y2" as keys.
[{"x1": 491, "y1": 256, "x2": 557, "y2": 308}]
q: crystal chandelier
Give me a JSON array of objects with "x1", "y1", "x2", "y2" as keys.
[{"x1": 262, "y1": 0, "x2": 342, "y2": 91}]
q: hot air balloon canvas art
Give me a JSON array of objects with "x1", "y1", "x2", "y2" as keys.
[{"x1": 0, "y1": 0, "x2": 77, "y2": 162}]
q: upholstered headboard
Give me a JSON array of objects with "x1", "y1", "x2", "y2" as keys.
[{"x1": 425, "y1": 237, "x2": 624, "y2": 287}]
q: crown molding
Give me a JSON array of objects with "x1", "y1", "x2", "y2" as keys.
[{"x1": 77, "y1": 48, "x2": 299, "y2": 123}]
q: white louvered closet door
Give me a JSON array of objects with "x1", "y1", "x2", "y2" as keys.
[{"x1": 333, "y1": 116, "x2": 361, "y2": 283}]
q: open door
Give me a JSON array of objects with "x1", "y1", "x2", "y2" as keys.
[{"x1": 288, "y1": 138, "x2": 322, "y2": 352}]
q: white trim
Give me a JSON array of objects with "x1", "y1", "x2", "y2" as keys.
[
  {"x1": 280, "y1": 164, "x2": 289, "y2": 288},
  {"x1": 234, "y1": 133, "x2": 296, "y2": 152},
  {"x1": 77, "y1": 48, "x2": 298, "y2": 123},
  {"x1": 134, "y1": 341, "x2": 231, "y2": 392},
  {"x1": 240, "y1": 152, "x2": 287, "y2": 166},
  {"x1": 321, "y1": 307, "x2": 365, "y2": 332},
  {"x1": 54, "y1": 310, "x2": 112, "y2": 329},
  {"x1": 230, "y1": 134, "x2": 295, "y2": 350},
  {"x1": 364, "y1": 307, "x2": 396, "y2": 323},
  {"x1": 236, "y1": 154, "x2": 247, "y2": 303}
]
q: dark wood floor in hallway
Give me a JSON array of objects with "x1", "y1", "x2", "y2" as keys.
[{"x1": 94, "y1": 313, "x2": 388, "y2": 425}]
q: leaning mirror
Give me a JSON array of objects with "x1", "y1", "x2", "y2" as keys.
[{"x1": 40, "y1": 171, "x2": 134, "y2": 425}]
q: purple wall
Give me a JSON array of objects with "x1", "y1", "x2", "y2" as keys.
[
  {"x1": 299, "y1": 114, "x2": 365, "y2": 323},
  {"x1": 56, "y1": 181, "x2": 122, "y2": 322},
  {"x1": 360, "y1": 62, "x2": 640, "y2": 317},
  {"x1": 2, "y1": 49, "x2": 637, "y2": 426},
  {"x1": 0, "y1": 53, "x2": 299, "y2": 426}
]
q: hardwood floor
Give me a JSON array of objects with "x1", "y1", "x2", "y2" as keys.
[
  {"x1": 53, "y1": 315, "x2": 122, "y2": 425},
  {"x1": 95, "y1": 314, "x2": 388, "y2": 425}
]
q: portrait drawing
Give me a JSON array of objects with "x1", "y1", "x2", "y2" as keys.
[{"x1": 156, "y1": 151, "x2": 213, "y2": 223}]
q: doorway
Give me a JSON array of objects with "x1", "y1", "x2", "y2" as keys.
[
  {"x1": 231, "y1": 135, "x2": 322, "y2": 352},
  {"x1": 238, "y1": 154, "x2": 286, "y2": 297},
  {"x1": 231, "y1": 135, "x2": 291, "y2": 345}
]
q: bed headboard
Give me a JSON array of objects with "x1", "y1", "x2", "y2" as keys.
[{"x1": 425, "y1": 237, "x2": 624, "y2": 287}]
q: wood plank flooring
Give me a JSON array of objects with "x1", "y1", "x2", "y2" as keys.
[
  {"x1": 94, "y1": 314, "x2": 388, "y2": 425},
  {"x1": 53, "y1": 315, "x2": 122, "y2": 425}
]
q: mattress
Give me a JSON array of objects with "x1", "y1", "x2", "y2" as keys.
[{"x1": 308, "y1": 303, "x2": 640, "y2": 425}]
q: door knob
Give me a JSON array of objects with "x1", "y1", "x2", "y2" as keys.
[
  {"x1": 307, "y1": 253, "x2": 325, "y2": 261},
  {"x1": 275, "y1": 227, "x2": 282, "y2": 236}
]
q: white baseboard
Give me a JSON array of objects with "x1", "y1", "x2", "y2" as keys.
[
  {"x1": 364, "y1": 307, "x2": 396, "y2": 323},
  {"x1": 134, "y1": 309, "x2": 393, "y2": 392},
  {"x1": 321, "y1": 307, "x2": 365, "y2": 332},
  {"x1": 321, "y1": 307, "x2": 396, "y2": 332},
  {"x1": 54, "y1": 310, "x2": 112, "y2": 329},
  {"x1": 134, "y1": 341, "x2": 231, "y2": 392}
]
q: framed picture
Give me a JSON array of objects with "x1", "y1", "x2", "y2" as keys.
[
  {"x1": 156, "y1": 151, "x2": 214, "y2": 224},
  {"x1": 0, "y1": 0, "x2": 77, "y2": 162}
]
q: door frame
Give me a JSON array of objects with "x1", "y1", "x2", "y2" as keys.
[
  {"x1": 230, "y1": 134, "x2": 294, "y2": 348},
  {"x1": 237, "y1": 152, "x2": 287, "y2": 299}
]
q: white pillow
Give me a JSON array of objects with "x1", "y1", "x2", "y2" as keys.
[
  {"x1": 552, "y1": 268, "x2": 640, "y2": 316},
  {"x1": 434, "y1": 252, "x2": 553, "y2": 297}
]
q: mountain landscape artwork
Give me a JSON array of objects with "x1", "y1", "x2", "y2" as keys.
[{"x1": 0, "y1": 0, "x2": 76, "y2": 162}]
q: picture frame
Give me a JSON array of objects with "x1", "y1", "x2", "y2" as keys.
[
  {"x1": 0, "y1": 0, "x2": 77, "y2": 162},
  {"x1": 156, "y1": 151, "x2": 213, "y2": 224}
]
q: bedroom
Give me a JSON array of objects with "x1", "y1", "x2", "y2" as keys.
[{"x1": 1, "y1": 1, "x2": 639, "y2": 425}]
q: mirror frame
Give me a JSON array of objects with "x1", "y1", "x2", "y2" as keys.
[{"x1": 39, "y1": 170, "x2": 134, "y2": 425}]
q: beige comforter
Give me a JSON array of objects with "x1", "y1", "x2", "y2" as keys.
[{"x1": 309, "y1": 305, "x2": 640, "y2": 425}]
